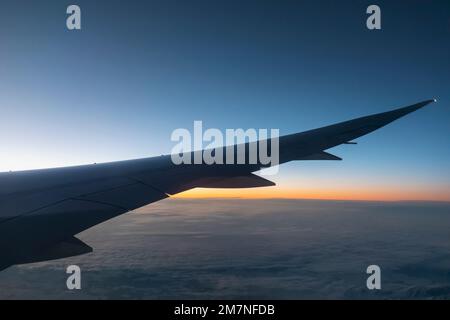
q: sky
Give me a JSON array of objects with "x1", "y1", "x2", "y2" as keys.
[{"x1": 0, "y1": 0, "x2": 449, "y2": 201}]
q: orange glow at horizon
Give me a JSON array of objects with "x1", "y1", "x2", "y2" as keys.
[{"x1": 173, "y1": 186, "x2": 450, "y2": 202}]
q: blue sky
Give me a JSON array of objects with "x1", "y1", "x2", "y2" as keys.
[{"x1": 0, "y1": 0, "x2": 449, "y2": 200}]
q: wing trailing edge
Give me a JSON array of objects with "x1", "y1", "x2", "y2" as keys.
[
  {"x1": 14, "y1": 236, "x2": 92, "y2": 265},
  {"x1": 196, "y1": 174, "x2": 275, "y2": 189}
]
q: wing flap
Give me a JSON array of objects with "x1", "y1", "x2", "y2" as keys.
[
  {"x1": 0, "y1": 176, "x2": 133, "y2": 220},
  {"x1": 196, "y1": 174, "x2": 275, "y2": 189},
  {"x1": 289, "y1": 151, "x2": 342, "y2": 161},
  {"x1": 75, "y1": 182, "x2": 168, "y2": 210},
  {"x1": 17, "y1": 236, "x2": 93, "y2": 264}
]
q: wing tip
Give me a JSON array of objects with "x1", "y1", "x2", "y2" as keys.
[
  {"x1": 418, "y1": 98, "x2": 437, "y2": 107},
  {"x1": 388, "y1": 98, "x2": 436, "y2": 120},
  {"x1": 413, "y1": 98, "x2": 437, "y2": 109}
]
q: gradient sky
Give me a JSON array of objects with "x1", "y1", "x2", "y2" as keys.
[{"x1": 0, "y1": 0, "x2": 449, "y2": 201}]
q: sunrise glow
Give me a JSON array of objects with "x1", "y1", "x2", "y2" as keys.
[{"x1": 173, "y1": 186, "x2": 450, "y2": 202}]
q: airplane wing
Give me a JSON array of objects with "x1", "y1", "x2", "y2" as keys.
[{"x1": 0, "y1": 99, "x2": 435, "y2": 269}]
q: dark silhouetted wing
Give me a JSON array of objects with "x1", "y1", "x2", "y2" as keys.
[{"x1": 0, "y1": 99, "x2": 435, "y2": 269}]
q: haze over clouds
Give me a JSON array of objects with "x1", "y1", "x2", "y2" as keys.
[{"x1": 1, "y1": 198, "x2": 449, "y2": 299}]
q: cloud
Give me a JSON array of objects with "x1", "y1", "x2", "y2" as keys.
[{"x1": 1, "y1": 199, "x2": 449, "y2": 299}]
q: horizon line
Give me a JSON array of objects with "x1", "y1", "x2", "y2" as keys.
[{"x1": 171, "y1": 195, "x2": 450, "y2": 203}]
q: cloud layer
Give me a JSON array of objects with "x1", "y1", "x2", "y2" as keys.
[{"x1": 1, "y1": 199, "x2": 449, "y2": 299}]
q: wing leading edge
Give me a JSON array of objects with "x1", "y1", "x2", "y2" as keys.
[{"x1": 0, "y1": 99, "x2": 435, "y2": 269}]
